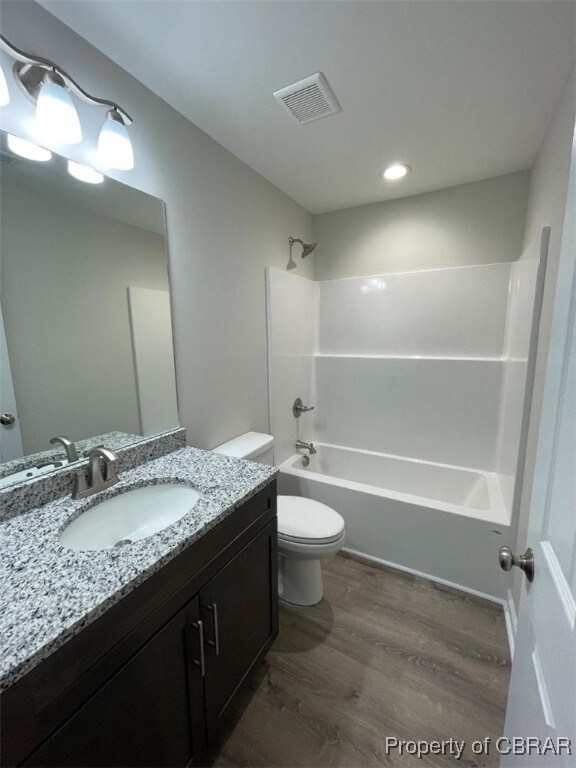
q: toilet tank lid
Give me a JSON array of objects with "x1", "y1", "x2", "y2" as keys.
[{"x1": 213, "y1": 431, "x2": 274, "y2": 460}]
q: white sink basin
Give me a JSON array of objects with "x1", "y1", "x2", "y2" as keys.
[{"x1": 59, "y1": 483, "x2": 201, "y2": 552}]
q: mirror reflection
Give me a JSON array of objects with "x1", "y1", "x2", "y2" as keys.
[{"x1": 0, "y1": 131, "x2": 179, "y2": 489}]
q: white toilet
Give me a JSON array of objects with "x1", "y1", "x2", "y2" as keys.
[{"x1": 213, "y1": 432, "x2": 345, "y2": 606}]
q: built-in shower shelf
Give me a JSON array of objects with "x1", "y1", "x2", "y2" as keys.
[{"x1": 314, "y1": 353, "x2": 504, "y2": 362}]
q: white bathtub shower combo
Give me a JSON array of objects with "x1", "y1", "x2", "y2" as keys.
[{"x1": 266, "y1": 236, "x2": 546, "y2": 603}]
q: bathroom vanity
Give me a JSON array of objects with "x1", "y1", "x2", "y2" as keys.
[{"x1": 0, "y1": 445, "x2": 278, "y2": 767}]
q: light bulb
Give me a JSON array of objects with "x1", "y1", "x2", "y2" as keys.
[
  {"x1": 0, "y1": 62, "x2": 9, "y2": 106},
  {"x1": 7, "y1": 133, "x2": 52, "y2": 162},
  {"x1": 36, "y1": 71, "x2": 82, "y2": 144},
  {"x1": 67, "y1": 160, "x2": 104, "y2": 185},
  {"x1": 97, "y1": 109, "x2": 134, "y2": 170},
  {"x1": 382, "y1": 163, "x2": 411, "y2": 181}
]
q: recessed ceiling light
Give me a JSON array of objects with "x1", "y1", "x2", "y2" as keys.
[
  {"x1": 7, "y1": 133, "x2": 52, "y2": 162},
  {"x1": 382, "y1": 163, "x2": 411, "y2": 181},
  {"x1": 67, "y1": 160, "x2": 104, "y2": 184}
]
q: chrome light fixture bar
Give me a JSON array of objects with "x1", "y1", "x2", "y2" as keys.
[{"x1": 0, "y1": 34, "x2": 134, "y2": 169}]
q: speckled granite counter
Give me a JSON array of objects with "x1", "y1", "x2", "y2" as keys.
[{"x1": 0, "y1": 446, "x2": 277, "y2": 693}]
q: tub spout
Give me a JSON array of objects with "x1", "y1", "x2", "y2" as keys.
[{"x1": 296, "y1": 440, "x2": 316, "y2": 455}]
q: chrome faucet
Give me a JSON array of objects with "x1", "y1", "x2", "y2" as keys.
[
  {"x1": 296, "y1": 440, "x2": 317, "y2": 455},
  {"x1": 50, "y1": 435, "x2": 79, "y2": 464},
  {"x1": 73, "y1": 447, "x2": 120, "y2": 500}
]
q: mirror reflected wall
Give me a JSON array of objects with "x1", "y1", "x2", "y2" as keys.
[{"x1": 0, "y1": 130, "x2": 179, "y2": 488}]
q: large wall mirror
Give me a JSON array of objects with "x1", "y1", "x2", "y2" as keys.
[{"x1": 0, "y1": 130, "x2": 179, "y2": 489}]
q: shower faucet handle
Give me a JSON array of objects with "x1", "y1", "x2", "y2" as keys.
[{"x1": 293, "y1": 398, "x2": 315, "y2": 417}]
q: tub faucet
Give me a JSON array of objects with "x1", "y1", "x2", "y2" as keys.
[
  {"x1": 50, "y1": 435, "x2": 79, "y2": 464},
  {"x1": 293, "y1": 398, "x2": 315, "y2": 418},
  {"x1": 296, "y1": 440, "x2": 317, "y2": 455},
  {"x1": 73, "y1": 447, "x2": 120, "y2": 499}
]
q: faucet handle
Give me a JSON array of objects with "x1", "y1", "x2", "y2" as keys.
[
  {"x1": 293, "y1": 398, "x2": 315, "y2": 418},
  {"x1": 72, "y1": 468, "x2": 89, "y2": 499}
]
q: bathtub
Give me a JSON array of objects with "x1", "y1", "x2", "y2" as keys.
[{"x1": 278, "y1": 443, "x2": 510, "y2": 600}]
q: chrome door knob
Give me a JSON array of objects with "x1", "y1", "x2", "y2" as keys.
[
  {"x1": 499, "y1": 546, "x2": 535, "y2": 582},
  {"x1": 0, "y1": 413, "x2": 16, "y2": 426}
]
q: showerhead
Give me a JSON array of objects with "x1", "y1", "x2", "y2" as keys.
[{"x1": 289, "y1": 236, "x2": 317, "y2": 258}]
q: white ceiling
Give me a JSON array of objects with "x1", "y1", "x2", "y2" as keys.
[{"x1": 38, "y1": 0, "x2": 575, "y2": 214}]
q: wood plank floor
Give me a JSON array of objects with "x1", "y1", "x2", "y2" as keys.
[{"x1": 211, "y1": 553, "x2": 511, "y2": 768}]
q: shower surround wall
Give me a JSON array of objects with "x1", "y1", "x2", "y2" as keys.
[
  {"x1": 267, "y1": 248, "x2": 543, "y2": 600},
  {"x1": 315, "y1": 264, "x2": 508, "y2": 472}
]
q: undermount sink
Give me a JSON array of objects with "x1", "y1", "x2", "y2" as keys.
[{"x1": 59, "y1": 483, "x2": 201, "y2": 552}]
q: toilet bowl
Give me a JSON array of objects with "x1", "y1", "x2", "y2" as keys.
[
  {"x1": 277, "y1": 495, "x2": 345, "y2": 605},
  {"x1": 213, "y1": 432, "x2": 345, "y2": 606}
]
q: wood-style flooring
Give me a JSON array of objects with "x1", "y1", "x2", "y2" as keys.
[{"x1": 212, "y1": 552, "x2": 511, "y2": 768}]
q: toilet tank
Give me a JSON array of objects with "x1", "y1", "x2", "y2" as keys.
[{"x1": 213, "y1": 432, "x2": 275, "y2": 465}]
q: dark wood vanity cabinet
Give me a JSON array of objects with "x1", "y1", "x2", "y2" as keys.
[
  {"x1": 201, "y1": 522, "x2": 276, "y2": 738},
  {"x1": 23, "y1": 599, "x2": 206, "y2": 768},
  {"x1": 1, "y1": 482, "x2": 278, "y2": 768}
]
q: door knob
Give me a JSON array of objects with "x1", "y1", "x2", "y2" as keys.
[
  {"x1": 499, "y1": 546, "x2": 535, "y2": 582},
  {"x1": 0, "y1": 413, "x2": 16, "y2": 426}
]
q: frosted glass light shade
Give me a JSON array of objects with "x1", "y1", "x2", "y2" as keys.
[
  {"x1": 36, "y1": 76, "x2": 82, "y2": 144},
  {"x1": 7, "y1": 133, "x2": 52, "y2": 162},
  {"x1": 0, "y1": 63, "x2": 9, "y2": 106},
  {"x1": 67, "y1": 160, "x2": 104, "y2": 185},
  {"x1": 97, "y1": 111, "x2": 134, "y2": 170}
]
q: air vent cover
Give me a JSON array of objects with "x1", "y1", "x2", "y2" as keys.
[{"x1": 274, "y1": 72, "x2": 341, "y2": 125}]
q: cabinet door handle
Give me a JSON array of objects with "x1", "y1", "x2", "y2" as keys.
[
  {"x1": 186, "y1": 620, "x2": 205, "y2": 677},
  {"x1": 206, "y1": 602, "x2": 220, "y2": 656}
]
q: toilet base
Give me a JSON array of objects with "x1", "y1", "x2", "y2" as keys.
[{"x1": 279, "y1": 555, "x2": 323, "y2": 606}]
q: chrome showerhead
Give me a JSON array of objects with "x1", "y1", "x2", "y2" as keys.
[{"x1": 289, "y1": 236, "x2": 317, "y2": 258}]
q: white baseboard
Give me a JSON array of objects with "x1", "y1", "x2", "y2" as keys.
[{"x1": 341, "y1": 546, "x2": 506, "y2": 607}]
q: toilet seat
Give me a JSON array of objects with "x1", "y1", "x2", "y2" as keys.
[
  {"x1": 278, "y1": 531, "x2": 344, "y2": 545},
  {"x1": 277, "y1": 496, "x2": 345, "y2": 545}
]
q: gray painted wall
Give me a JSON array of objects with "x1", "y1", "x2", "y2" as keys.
[
  {"x1": 511, "y1": 67, "x2": 576, "y2": 608},
  {"x1": 312, "y1": 172, "x2": 530, "y2": 280},
  {"x1": 0, "y1": 0, "x2": 313, "y2": 451}
]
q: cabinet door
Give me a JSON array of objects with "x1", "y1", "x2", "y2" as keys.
[
  {"x1": 201, "y1": 519, "x2": 278, "y2": 741},
  {"x1": 24, "y1": 598, "x2": 206, "y2": 768}
]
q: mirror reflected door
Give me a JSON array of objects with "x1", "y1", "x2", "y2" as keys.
[
  {"x1": 0, "y1": 131, "x2": 179, "y2": 488},
  {"x1": 0, "y1": 305, "x2": 24, "y2": 462}
]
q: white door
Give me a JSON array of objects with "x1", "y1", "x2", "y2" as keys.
[
  {"x1": 502, "y1": 127, "x2": 576, "y2": 764},
  {"x1": 127, "y1": 287, "x2": 179, "y2": 437},
  {"x1": 0, "y1": 304, "x2": 24, "y2": 462}
]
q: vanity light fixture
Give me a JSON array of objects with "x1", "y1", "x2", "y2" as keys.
[
  {"x1": 97, "y1": 109, "x2": 134, "y2": 170},
  {"x1": 67, "y1": 159, "x2": 104, "y2": 185},
  {"x1": 36, "y1": 70, "x2": 82, "y2": 144},
  {"x1": 6, "y1": 133, "x2": 52, "y2": 161},
  {"x1": 0, "y1": 62, "x2": 9, "y2": 106},
  {"x1": 382, "y1": 163, "x2": 411, "y2": 181},
  {"x1": 0, "y1": 34, "x2": 134, "y2": 168}
]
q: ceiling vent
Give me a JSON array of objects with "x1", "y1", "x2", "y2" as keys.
[{"x1": 274, "y1": 72, "x2": 341, "y2": 125}]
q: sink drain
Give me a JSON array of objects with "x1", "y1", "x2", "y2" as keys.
[{"x1": 114, "y1": 539, "x2": 133, "y2": 547}]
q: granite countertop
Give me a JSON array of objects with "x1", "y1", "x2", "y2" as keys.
[{"x1": 0, "y1": 446, "x2": 277, "y2": 693}]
